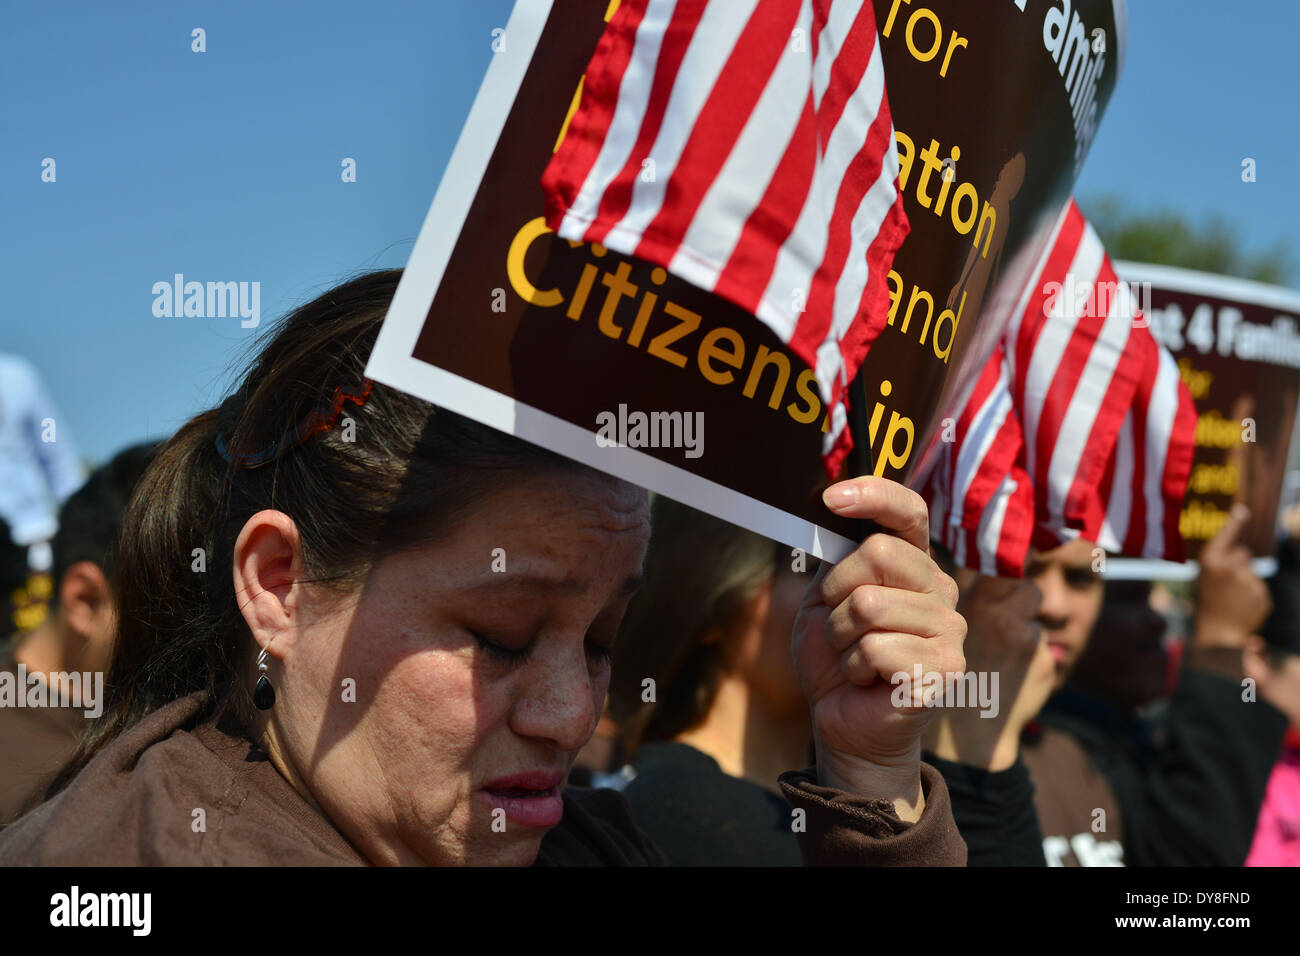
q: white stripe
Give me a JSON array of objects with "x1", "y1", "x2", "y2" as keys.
[
  {"x1": 819, "y1": 46, "x2": 896, "y2": 392},
  {"x1": 609, "y1": 1, "x2": 759, "y2": 245},
  {"x1": 1021, "y1": 225, "x2": 1106, "y2": 481},
  {"x1": 975, "y1": 472, "x2": 1016, "y2": 575},
  {"x1": 952, "y1": 373, "x2": 1013, "y2": 516},
  {"x1": 669, "y1": 2, "x2": 814, "y2": 286},
  {"x1": 1098, "y1": 412, "x2": 1134, "y2": 552},
  {"x1": 1043, "y1": 276, "x2": 1137, "y2": 524},
  {"x1": 811, "y1": 1, "x2": 865, "y2": 114},
  {"x1": 764, "y1": 9, "x2": 889, "y2": 380},
  {"x1": 1005, "y1": 201, "x2": 1073, "y2": 365},
  {"x1": 1141, "y1": 345, "x2": 1179, "y2": 555},
  {"x1": 558, "y1": 0, "x2": 678, "y2": 239}
]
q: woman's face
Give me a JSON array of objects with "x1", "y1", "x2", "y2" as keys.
[{"x1": 256, "y1": 470, "x2": 650, "y2": 865}]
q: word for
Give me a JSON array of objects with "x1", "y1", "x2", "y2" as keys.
[
  {"x1": 1177, "y1": 358, "x2": 1212, "y2": 399},
  {"x1": 152, "y1": 274, "x2": 260, "y2": 328},
  {"x1": 0, "y1": 663, "x2": 102, "y2": 718},
  {"x1": 50, "y1": 886, "x2": 151, "y2": 936},
  {"x1": 889, "y1": 665, "x2": 999, "y2": 718},
  {"x1": 595, "y1": 404, "x2": 704, "y2": 460},
  {"x1": 881, "y1": 0, "x2": 968, "y2": 79}
]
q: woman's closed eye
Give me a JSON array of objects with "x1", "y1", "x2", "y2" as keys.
[
  {"x1": 470, "y1": 630, "x2": 534, "y2": 665},
  {"x1": 470, "y1": 629, "x2": 614, "y2": 668}
]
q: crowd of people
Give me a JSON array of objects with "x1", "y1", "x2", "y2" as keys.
[{"x1": 0, "y1": 269, "x2": 1295, "y2": 866}]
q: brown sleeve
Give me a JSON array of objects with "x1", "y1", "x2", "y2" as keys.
[{"x1": 779, "y1": 762, "x2": 967, "y2": 866}]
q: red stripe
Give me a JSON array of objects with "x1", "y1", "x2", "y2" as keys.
[
  {"x1": 541, "y1": 0, "x2": 652, "y2": 232},
  {"x1": 632, "y1": 0, "x2": 803, "y2": 260},
  {"x1": 588, "y1": 0, "x2": 707, "y2": 243},
  {"x1": 1030, "y1": 234, "x2": 1112, "y2": 523},
  {"x1": 1121, "y1": 333, "x2": 1157, "y2": 556},
  {"x1": 787, "y1": 8, "x2": 886, "y2": 364},
  {"x1": 995, "y1": 462, "x2": 1036, "y2": 576},
  {"x1": 1012, "y1": 203, "x2": 1087, "y2": 416},
  {"x1": 714, "y1": 0, "x2": 830, "y2": 319},
  {"x1": 713, "y1": 96, "x2": 817, "y2": 315},
  {"x1": 1160, "y1": 378, "x2": 1198, "y2": 560},
  {"x1": 1097, "y1": 426, "x2": 1120, "y2": 527},
  {"x1": 788, "y1": 78, "x2": 892, "y2": 366}
]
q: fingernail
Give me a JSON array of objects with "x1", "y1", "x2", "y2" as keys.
[
  {"x1": 1231, "y1": 503, "x2": 1250, "y2": 522},
  {"x1": 823, "y1": 483, "x2": 859, "y2": 511}
]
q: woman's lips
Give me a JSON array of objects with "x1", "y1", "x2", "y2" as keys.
[
  {"x1": 479, "y1": 772, "x2": 566, "y2": 829},
  {"x1": 1048, "y1": 642, "x2": 1070, "y2": 664}
]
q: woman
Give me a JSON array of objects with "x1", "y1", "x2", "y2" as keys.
[
  {"x1": 609, "y1": 500, "x2": 813, "y2": 865},
  {"x1": 0, "y1": 270, "x2": 966, "y2": 866}
]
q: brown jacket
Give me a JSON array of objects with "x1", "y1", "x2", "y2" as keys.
[
  {"x1": 0, "y1": 649, "x2": 87, "y2": 826},
  {"x1": 0, "y1": 691, "x2": 966, "y2": 866}
]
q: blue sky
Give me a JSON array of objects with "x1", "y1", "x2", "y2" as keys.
[{"x1": 4, "y1": 0, "x2": 1297, "y2": 464}]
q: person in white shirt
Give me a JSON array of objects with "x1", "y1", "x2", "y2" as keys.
[{"x1": 0, "y1": 353, "x2": 86, "y2": 571}]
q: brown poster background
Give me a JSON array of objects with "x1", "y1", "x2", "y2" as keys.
[
  {"x1": 1122, "y1": 263, "x2": 1300, "y2": 562},
  {"x1": 374, "y1": 0, "x2": 1125, "y2": 554}
]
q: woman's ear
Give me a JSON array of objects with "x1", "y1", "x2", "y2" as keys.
[
  {"x1": 232, "y1": 510, "x2": 305, "y2": 660},
  {"x1": 705, "y1": 580, "x2": 773, "y2": 668}
]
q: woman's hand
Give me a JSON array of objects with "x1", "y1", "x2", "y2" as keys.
[{"x1": 793, "y1": 476, "x2": 965, "y2": 821}]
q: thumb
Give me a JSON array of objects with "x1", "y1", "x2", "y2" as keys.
[{"x1": 1204, "y1": 502, "x2": 1251, "y2": 563}]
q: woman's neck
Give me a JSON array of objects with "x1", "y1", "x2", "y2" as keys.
[{"x1": 675, "y1": 675, "x2": 811, "y2": 794}]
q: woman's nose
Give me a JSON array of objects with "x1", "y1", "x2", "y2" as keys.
[{"x1": 510, "y1": 647, "x2": 600, "y2": 751}]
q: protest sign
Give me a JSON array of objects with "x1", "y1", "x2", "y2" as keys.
[
  {"x1": 1108, "y1": 263, "x2": 1300, "y2": 579},
  {"x1": 368, "y1": 0, "x2": 1125, "y2": 560}
]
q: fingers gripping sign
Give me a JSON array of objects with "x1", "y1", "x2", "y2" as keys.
[{"x1": 793, "y1": 476, "x2": 965, "y2": 821}]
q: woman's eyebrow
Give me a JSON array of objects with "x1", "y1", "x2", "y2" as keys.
[{"x1": 459, "y1": 571, "x2": 643, "y2": 599}]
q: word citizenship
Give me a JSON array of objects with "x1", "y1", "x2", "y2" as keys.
[
  {"x1": 152, "y1": 274, "x2": 260, "y2": 328},
  {"x1": 0, "y1": 662, "x2": 102, "y2": 718},
  {"x1": 595, "y1": 404, "x2": 704, "y2": 459},
  {"x1": 507, "y1": 218, "x2": 919, "y2": 477}
]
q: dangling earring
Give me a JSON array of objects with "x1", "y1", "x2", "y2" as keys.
[{"x1": 254, "y1": 645, "x2": 276, "y2": 710}]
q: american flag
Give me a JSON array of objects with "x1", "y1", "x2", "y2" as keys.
[
  {"x1": 542, "y1": 0, "x2": 908, "y2": 470},
  {"x1": 924, "y1": 200, "x2": 1197, "y2": 574}
]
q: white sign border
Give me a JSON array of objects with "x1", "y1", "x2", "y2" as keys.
[{"x1": 366, "y1": 0, "x2": 856, "y2": 562}]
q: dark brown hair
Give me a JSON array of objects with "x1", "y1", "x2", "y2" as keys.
[
  {"x1": 608, "y1": 496, "x2": 783, "y2": 756},
  {"x1": 49, "y1": 269, "x2": 584, "y2": 793}
]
